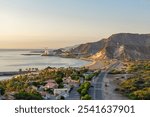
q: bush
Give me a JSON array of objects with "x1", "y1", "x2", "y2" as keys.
[
  {"x1": 77, "y1": 82, "x2": 91, "y2": 99},
  {"x1": 0, "y1": 86, "x2": 5, "y2": 95},
  {"x1": 84, "y1": 72, "x2": 100, "y2": 81},
  {"x1": 45, "y1": 88, "x2": 53, "y2": 94},
  {"x1": 109, "y1": 69, "x2": 125, "y2": 74},
  {"x1": 58, "y1": 83, "x2": 64, "y2": 88},
  {"x1": 118, "y1": 61, "x2": 150, "y2": 100},
  {"x1": 128, "y1": 88, "x2": 150, "y2": 100},
  {"x1": 60, "y1": 96, "x2": 65, "y2": 100},
  {"x1": 14, "y1": 92, "x2": 43, "y2": 100},
  {"x1": 55, "y1": 78, "x2": 63, "y2": 84},
  {"x1": 56, "y1": 71, "x2": 64, "y2": 78},
  {"x1": 85, "y1": 74, "x2": 94, "y2": 81},
  {"x1": 84, "y1": 82, "x2": 91, "y2": 89},
  {"x1": 71, "y1": 74, "x2": 80, "y2": 80},
  {"x1": 81, "y1": 94, "x2": 92, "y2": 100},
  {"x1": 81, "y1": 88, "x2": 88, "y2": 96},
  {"x1": 77, "y1": 87, "x2": 82, "y2": 94}
]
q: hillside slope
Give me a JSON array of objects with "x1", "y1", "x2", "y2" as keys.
[
  {"x1": 91, "y1": 33, "x2": 150, "y2": 60},
  {"x1": 58, "y1": 33, "x2": 150, "y2": 60}
]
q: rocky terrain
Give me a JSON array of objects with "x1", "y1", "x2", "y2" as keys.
[
  {"x1": 61, "y1": 33, "x2": 150, "y2": 60},
  {"x1": 70, "y1": 39, "x2": 107, "y2": 57}
]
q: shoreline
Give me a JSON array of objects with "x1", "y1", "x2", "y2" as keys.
[
  {"x1": 79, "y1": 57, "x2": 96, "y2": 68},
  {"x1": 0, "y1": 55, "x2": 92, "y2": 81},
  {"x1": 0, "y1": 76, "x2": 12, "y2": 81},
  {"x1": 85, "y1": 59, "x2": 108, "y2": 70}
]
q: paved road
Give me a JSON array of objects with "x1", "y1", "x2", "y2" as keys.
[
  {"x1": 89, "y1": 71, "x2": 106, "y2": 100},
  {"x1": 89, "y1": 61, "x2": 120, "y2": 100},
  {"x1": 67, "y1": 61, "x2": 120, "y2": 100},
  {"x1": 66, "y1": 84, "x2": 80, "y2": 100},
  {"x1": 94, "y1": 72, "x2": 106, "y2": 100}
]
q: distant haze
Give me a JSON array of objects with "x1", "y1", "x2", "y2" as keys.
[{"x1": 0, "y1": 0, "x2": 150, "y2": 49}]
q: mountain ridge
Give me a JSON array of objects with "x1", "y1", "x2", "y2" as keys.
[{"x1": 65, "y1": 33, "x2": 150, "y2": 60}]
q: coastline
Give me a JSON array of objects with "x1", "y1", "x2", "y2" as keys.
[
  {"x1": 79, "y1": 57, "x2": 104, "y2": 70},
  {"x1": 0, "y1": 76, "x2": 12, "y2": 81},
  {"x1": 0, "y1": 52, "x2": 132, "y2": 100},
  {"x1": 79, "y1": 57, "x2": 95, "y2": 67},
  {"x1": 85, "y1": 59, "x2": 107, "y2": 70},
  {"x1": 0, "y1": 53, "x2": 92, "y2": 81}
]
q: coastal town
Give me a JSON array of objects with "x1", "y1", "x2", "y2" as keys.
[
  {"x1": 0, "y1": 65, "x2": 100, "y2": 100},
  {"x1": 0, "y1": 57, "x2": 149, "y2": 100},
  {"x1": 0, "y1": 33, "x2": 150, "y2": 100}
]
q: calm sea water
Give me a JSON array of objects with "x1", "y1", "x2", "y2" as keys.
[{"x1": 0, "y1": 50, "x2": 90, "y2": 80}]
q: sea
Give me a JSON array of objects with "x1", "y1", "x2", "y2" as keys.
[{"x1": 0, "y1": 49, "x2": 90, "y2": 80}]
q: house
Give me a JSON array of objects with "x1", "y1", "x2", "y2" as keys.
[
  {"x1": 44, "y1": 80, "x2": 58, "y2": 89},
  {"x1": 63, "y1": 77, "x2": 79, "y2": 85},
  {"x1": 38, "y1": 86, "x2": 45, "y2": 91},
  {"x1": 54, "y1": 88, "x2": 69, "y2": 96},
  {"x1": 44, "y1": 82, "x2": 58, "y2": 89},
  {"x1": 31, "y1": 86, "x2": 38, "y2": 90},
  {"x1": 56, "y1": 92, "x2": 69, "y2": 100},
  {"x1": 39, "y1": 91, "x2": 51, "y2": 100},
  {"x1": 63, "y1": 84, "x2": 71, "y2": 89}
]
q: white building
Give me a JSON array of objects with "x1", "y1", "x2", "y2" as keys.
[{"x1": 54, "y1": 88, "x2": 69, "y2": 96}]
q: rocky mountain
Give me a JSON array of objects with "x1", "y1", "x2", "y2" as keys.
[
  {"x1": 69, "y1": 39, "x2": 107, "y2": 57},
  {"x1": 69, "y1": 33, "x2": 150, "y2": 60},
  {"x1": 60, "y1": 44, "x2": 80, "y2": 51}
]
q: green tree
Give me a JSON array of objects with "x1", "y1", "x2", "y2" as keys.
[
  {"x1": 0, "y1": 86, "x2": 5, "y2": 95},
  {"x1": 81, "y1": 89, "x2": 88, "y2": 96},
  {"x1": 81, "y1": 94, "x2": 92, "y2": 100},
  {"x1": 14, "y1": 92, "x2": 43, "y2": 100},
  {"x1": 60, "y1": 96, "x2": 65, "y2": 100},
  {"x1": 58, "y1": 83, "x2": 64, "y2": 88},
  {"x1": 56, "y1": 71, "x2": 64, "y2": 78},
  {"x1": 55, "y1": 78, "x2": 63, "y2": 84},
  {"x1": 84, "y1": 82, "x2": 91, "y2": 89}
]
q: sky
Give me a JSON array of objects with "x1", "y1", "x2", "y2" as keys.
[{"x1": 0, "y1": 0, "x2": 150, "y2": 49}]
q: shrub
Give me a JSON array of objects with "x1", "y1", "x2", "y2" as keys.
[
  {"x1": 14, "y1": 92, "x2": 43, "y2": 100},
  {"x1": 55, "y1": 78, "x2": 63, "y2": 84},
  {"x1": 81, "y1": 94, "x2": 92, "y2": 100},
  {"x1": 0, "y1": 86, "x2": 5, "y2": 95},
  {"x1": 81, "y1": 88, "x2": 88, "y2": 96}
]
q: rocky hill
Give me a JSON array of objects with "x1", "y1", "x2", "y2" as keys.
[
  {"x1": 70, "y1": 39, "x2": 107, "y2": 57},
  {"x1": 69, "y1": 33, "x2": 150, "y2": 60}
]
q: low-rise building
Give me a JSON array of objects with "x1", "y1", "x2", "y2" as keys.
[
  {"x1": 54, "y1": 88, "x2": 69, "y2": 96},
  {"x1": 63, "y1": 77, "x2": 79, "y2": 85},
  {"x1": 44, "y1": 82, "x2": 58, "y2": 89},
  {"x1": 44, "y1": 80, "x2": 58, "y2": 89},
  {"x1": 39, "y1": 91, "x2": 51, "y2": 100}
]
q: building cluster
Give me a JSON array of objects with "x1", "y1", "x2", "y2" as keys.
[{"x1": 36, "y1": 77, "x2": 79, "y2": 100}]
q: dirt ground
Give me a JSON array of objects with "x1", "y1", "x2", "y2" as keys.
[{"x1": 102, "y1": 74, "x2": 130, "y2": 100}]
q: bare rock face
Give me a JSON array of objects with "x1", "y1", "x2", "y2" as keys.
[
  {"x1": 91, "y1": 33, "x2": 150, "y2": 60},
  {"x1": 70, "y1": 39, "x2": 107, "y2": 56},
  {"x1": 70, "y1": 33, "x2": 150, "y2": 60}
]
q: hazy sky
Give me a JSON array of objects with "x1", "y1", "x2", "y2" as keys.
[{"x1": 0, "y1": 0, "x2": 150, "y2": 49}]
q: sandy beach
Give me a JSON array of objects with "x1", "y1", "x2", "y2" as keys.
[{"x1": 85, "y1": 60, "x2": 108, "y2": 70}]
